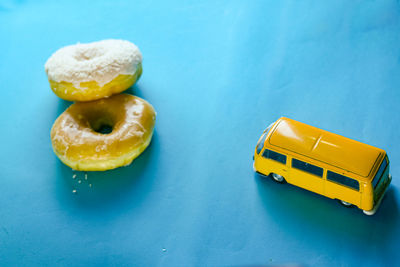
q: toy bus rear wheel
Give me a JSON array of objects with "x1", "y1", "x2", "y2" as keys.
[
  {"x1": 271, "y1": 173, "x2": 286, "y2": 184},
  {"x1": 338, "y1": 200, "x2": 353, "y2": 208}
]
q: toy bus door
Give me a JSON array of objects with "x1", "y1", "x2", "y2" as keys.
[
  {"x1": 258, "y1": 149, "x2": 288, "y2": 178},
  {"x1": 289, "y1": 158, "x2": 325, "y2": 195}
]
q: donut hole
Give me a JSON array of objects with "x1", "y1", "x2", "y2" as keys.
[
  {"x1": 88, "y1": 115, "x2": 115, "y2": 135},
  {"x1": 74, "y1": 47, "x2": 105, "y2": 62},
  {"x1": 96, "y1": 124, "x2": 113, "y2": 134}
]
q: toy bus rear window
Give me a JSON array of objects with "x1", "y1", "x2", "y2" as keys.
[{"x1": 256, "y1": 133, "x2": 267, "y2": 154}]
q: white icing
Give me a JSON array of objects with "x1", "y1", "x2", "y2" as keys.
[{"x1": 45, "y1": 39, "x2": 142, "y2": 88}]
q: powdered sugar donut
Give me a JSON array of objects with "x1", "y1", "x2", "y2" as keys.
[{"x1": 45, "y1": 39, "x2": 142, "y2": 102}]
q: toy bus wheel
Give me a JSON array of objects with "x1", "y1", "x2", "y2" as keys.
[
  {"x1": 271, "y1": 173, "x2": 286, "y2": 184},
  {"x1": 338, "y1": 200, "x2": 353, "y2": 208}
]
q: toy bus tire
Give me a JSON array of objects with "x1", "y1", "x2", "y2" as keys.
[
  {"x1": 271, "y1": 173, "x2": 286, "y2": 184},
  {"x1": 338, "y1": 199, "x2": 353, "y2": 208}
]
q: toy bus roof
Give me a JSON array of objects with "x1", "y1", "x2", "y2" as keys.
[{"x1": 267, "y1": 117, "x2": 385, "y2": 179}]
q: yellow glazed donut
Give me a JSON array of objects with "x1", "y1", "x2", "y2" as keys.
[
  {"x1": 45, "y1": 39, "x2": 142, "y2": 102},
  {"x1": 51, "y1": 94, "x2": 156, "y2": 171}
]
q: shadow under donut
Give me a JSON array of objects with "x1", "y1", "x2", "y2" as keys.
[
  {"x1": 54, "y1": 130, "x2": 160, "y2": 219},
  {"x1": 57, "y1": 98, "x2": 72, "y2": 115},
  {"x1": 124, "y1": 82, "x2": 145, "y2": 98}
]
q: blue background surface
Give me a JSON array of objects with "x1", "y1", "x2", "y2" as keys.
[{"x1": 1, "y1": 0, "x2": 400, "y2": 266}]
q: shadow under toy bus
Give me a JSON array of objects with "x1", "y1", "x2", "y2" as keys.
[{"x1": 253, "y1": 117, "x2": 391, "y2": 215}]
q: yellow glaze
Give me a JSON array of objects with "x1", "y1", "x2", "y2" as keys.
[
  {"x1": 51, "y1": 93, "x2": 156, "y2": 171},
  {"x1": 254, "y1": 117, "x2": 391, "y2": 214},
  {"x1": 49, "y1": 63, "x2": 142, "y2": 102}
]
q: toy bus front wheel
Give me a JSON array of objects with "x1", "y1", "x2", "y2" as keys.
[{"x1": 271, "y1": 173, "x2": 286, "y2": 184}]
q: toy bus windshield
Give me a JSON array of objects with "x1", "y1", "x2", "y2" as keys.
[{"x1": 372, "y1": 157, "x2": 388, "y2": 189}]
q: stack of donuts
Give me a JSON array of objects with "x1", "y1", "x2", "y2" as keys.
[{"x1": 45, "y1": 39, "x2": 156, "y2": 171}]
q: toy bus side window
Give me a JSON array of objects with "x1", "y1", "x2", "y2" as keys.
[
  {"x1": 292, "y1": 158, "x2": 323, "y2": 177},
  {"x1": 327, "y1": 171, "x2": 359, "y2": 191},
  {"x1": 262, "y1": 149, "x2": 287, "y2": 164}
]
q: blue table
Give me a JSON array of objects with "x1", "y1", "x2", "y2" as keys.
[{"x1": 1, "y1": 0, "x2": 400, "y2": 266}]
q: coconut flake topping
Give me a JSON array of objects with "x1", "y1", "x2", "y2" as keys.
[{"x1": 45, "y1": 39, "x2": 142, "y2": 88}]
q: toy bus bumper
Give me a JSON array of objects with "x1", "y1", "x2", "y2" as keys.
[{"x1": 363, "y1": 174, "x2": 392, "y2": 216}]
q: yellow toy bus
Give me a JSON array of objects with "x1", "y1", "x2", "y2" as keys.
[{"x1": 253, "y1": 117, "x2": 391, "y2": 215}]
